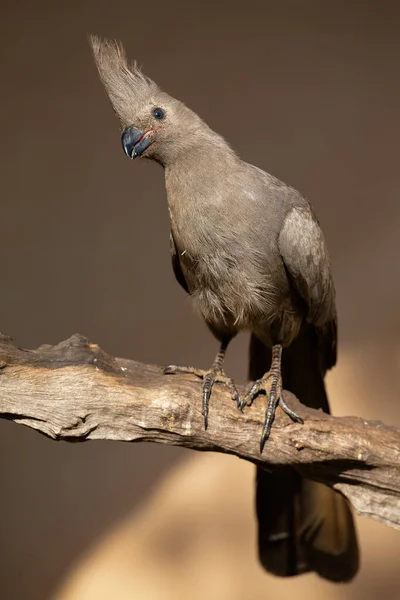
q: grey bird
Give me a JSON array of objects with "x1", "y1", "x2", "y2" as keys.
[{"x1": 90, "y1": 36, "x2": 359, "y2": 581}]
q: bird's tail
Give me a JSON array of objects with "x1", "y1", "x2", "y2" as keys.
[{"x1": 249, "y1": 330, "x2": 359, "y2": 582}]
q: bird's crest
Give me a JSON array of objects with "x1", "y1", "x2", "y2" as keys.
[{"x1": 89, "y1": 35, "x2": 158, "y2": 126}]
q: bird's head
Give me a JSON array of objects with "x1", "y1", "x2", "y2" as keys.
[{"x1": 90, "y1": 35, "x2": 205, "y2": 165}]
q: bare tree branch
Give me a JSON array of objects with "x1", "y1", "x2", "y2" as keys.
[{"x1": 0, "y1": 333, "x2": 399, "y2": 529}]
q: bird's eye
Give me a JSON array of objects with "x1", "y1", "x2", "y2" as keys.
[{"x1": 152, "y1": 107, "x2": 165, "y2": 120}]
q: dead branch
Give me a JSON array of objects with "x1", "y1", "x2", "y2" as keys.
[{"x1": 0, "y1": 333, "x2": 399, "y2": 529}]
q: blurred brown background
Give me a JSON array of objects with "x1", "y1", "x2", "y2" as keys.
[{"x1": 1, "y1": 1, "x2": 400, "y2": 598}]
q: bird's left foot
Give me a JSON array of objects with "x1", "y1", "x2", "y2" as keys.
[
  {"x1": 238, "y1": 346, "x2": 303, "y2": 452},
  {"x1": 163, "y1": 363, "x2": 240, "y2": 429}
]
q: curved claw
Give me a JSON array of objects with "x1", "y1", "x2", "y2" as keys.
[
  {"x1": 202, "y1": 372, "x2": 216, "y2": 430},
  {"x1": 238, "y1": 400, "x2": 246, "y2": 412},
  {"x1": 260, "y1": 388, "x2": 280, "y2": 451},
  {"x1": 238, "y1": 379, "x2": 265, "y2": 411},
  {"x1": 260, "y1": 429, "x2": 271, "y2": 453},
  {"x1": 279, "y1": 394, "x2": 304, "y2": 424}
]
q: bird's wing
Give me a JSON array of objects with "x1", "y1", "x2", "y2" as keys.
[
  {"x1": 278, "y1": 206, "x2": 337, "y2": 369},
  {"x1": 169, "y1": 232, "x2": 190, "y2": 294}
]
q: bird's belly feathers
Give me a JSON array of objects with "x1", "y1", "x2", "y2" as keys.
[{"x1": 180, "y1": 248, "x2": 300, "y2": 342}]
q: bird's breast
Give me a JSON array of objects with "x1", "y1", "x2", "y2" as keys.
[{"x1": 164, "y1": 161, "x2": 304, "y2": 341}]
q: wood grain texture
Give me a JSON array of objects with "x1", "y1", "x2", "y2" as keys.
[{"x1": 0, "y1": 333, "x2": 399, "y2": 529}]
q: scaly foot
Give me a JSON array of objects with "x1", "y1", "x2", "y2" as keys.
[
  {"x1": 239, "y1": 345, "x2": 303, "y2": 452},
  {"x1": 164, "y1": 363, "x2": 240, "y2": 429}
]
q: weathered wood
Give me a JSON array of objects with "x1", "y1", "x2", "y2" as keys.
[{"x1": 0, "y1": 333, "x2": 399, "y2": 529}]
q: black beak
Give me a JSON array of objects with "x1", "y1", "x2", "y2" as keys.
[{"x1": 121, "y1": 125, "x2": 153, "y2": 159}]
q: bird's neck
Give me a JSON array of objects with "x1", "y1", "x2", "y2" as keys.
[
  {"x1": 163, "y1": 134, "x2": 240, "y2": 253},
  {"x1": 164, "y1": 135, "x2": 237, "y2": 203},
  {"x1": 164, "y1": 132, "x2": 238, "y2": 187}
]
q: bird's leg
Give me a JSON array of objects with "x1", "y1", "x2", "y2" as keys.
[
  {"x1": 239, "y1": 344, "x2": 303, "y2": 452},
  {"x1": 164, "y1": 339, "x2": 239, "y2": 429}
]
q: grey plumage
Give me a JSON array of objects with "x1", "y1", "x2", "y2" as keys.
[{"x1": 90, "y1": 36, "x2": 359, "y2": 581}]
